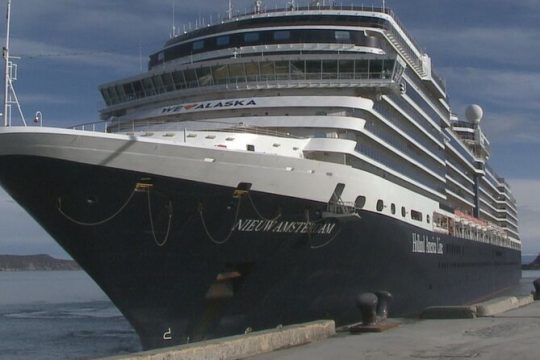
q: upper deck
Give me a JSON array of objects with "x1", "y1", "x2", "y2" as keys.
[
  {"x1": 98, "y1": 5, "x2": 446, "y2": 115},
  {"x1": 149, "y1": 5, "x2": 443, "y2": 86}
]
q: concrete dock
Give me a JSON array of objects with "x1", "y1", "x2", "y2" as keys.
[
  {"x1": 101, "y1": 273, "x2": 540, "y2": 360},
  {"x1": 252, "y1": 298, "x2": 540, "y2": 360}
]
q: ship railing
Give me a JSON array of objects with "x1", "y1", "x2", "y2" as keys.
[
  {"x1": 70, "y1": 121, "x2": 108, "y2": 132},
  {"x1": 166, "y1": 3, "x2": 439, "y2": 91},
  {"x1": 69, "y1": 118, "x2": 305, "y2": 141},
  {"x1": 181, "y1": 3, "x2": 423, "y2": 61},
  {"x1": 215, "y1": 126, "x2": 304, "y2": 139},
  {"x1": 451, "y1": 120, "x2": 475, "y2": 129},
  {"x1": 326, "y1": 200, "x2": 356, "y2": 216}
]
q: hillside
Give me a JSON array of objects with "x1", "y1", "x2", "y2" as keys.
[
  {"x1": 523, "y1": 253, "x2": 540, "y2": 270},
  {"x1": 0, "y1": 254, "x2": 80, "y2": 271}
]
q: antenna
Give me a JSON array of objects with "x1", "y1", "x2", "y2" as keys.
[
  {"x1": 228, "y1": 0, "x2": 233, "y2": 20},
  {"x1": 3, "y1": 0, "x2": 26, "y2": 127},
  {"x1": 3, "y1": 0, "x2": 12, "y2": 126},
  {"x1": 170, "y1": 1, "x2": 176, "y2": 38}
]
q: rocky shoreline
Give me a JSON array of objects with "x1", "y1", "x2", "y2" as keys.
[{"x1": 0, "y1": 254, "x2": 80, "y2": 271}]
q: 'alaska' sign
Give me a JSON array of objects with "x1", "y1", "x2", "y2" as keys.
[{"x1": 161, "y1": 98, "x2": 257, "y2": 114}]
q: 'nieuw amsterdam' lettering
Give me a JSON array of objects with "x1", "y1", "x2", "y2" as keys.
[{"x1": 232, "y1": 219, "x2": 336, "y2": 235}]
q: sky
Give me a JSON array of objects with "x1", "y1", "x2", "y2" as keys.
[{"x1": 0, "y1": 0, "x2": 539, "y2": 258}]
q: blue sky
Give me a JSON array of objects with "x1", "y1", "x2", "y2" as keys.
[{"x1": 0, "y1": 0, "x2": 538, "y2": 258}]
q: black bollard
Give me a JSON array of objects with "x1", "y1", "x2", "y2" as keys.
[
  {"x1": 534, "y1": 279, "x2": 540, "y2": 300},
  {"x1": 375, "y1": 291, "x2": 393, "y2": 320},
  {"x1": 356, "y1": 293, "x2": 378, "y2": 326}
]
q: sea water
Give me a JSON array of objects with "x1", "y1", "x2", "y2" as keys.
[
  {"x1": 0, "y1": 271, "x2": 140, "y2": 360},
  {"x1": 1, "y1": 270, "x2": 539, "y2": 360}
]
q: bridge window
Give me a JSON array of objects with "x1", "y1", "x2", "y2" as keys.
[
  {"x1": 244, "y1": 32, "x2": 260, "y2": 42},
  {"x1": 335, "y1": 31, "x2": 351, "y2": 42},
  {"x1": 212, "y1": 65, "x2": 229, "y2": 84},
  {"x1": 192, "y1": 40, "x2": 204, "y2": 51},
  {"x1": 216, "y1": 35, "x2": 230, "y2": 46},
  {"x1": 273, "y1": 30, "x2": 290, "y2": 40}
]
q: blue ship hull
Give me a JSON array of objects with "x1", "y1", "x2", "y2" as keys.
[{"x1": 0, "y1": 155, "x2": 521, "y2": 349}]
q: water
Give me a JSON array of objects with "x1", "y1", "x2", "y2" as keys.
[
  {"x1": 1, "y1": 270, "x2": 539, "y2": 360},
  {"x1": 0, "y1": 271, "x2": 141, "y2": 360},
  {"x1": 520, "y1": 269, "x2": 540, "y2": 294}
]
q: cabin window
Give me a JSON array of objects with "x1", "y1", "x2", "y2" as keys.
[
  {"x1": 411, "y1": 210, "x2": 423, "y2": 221},
  {"x1": 355, "y1": 196, "x2": 366, "y2": 209},
  {"x1": 246, "y1": 144, "x2": 255, "y2": 152},
  {"x1": 391, "y1": 203, "x2": 396, "y2": 215},
  {"x1": 426, "y1": 214, "x2": 430, "y2": 224},
  {"x1": 244, "y1": 32, "x2": 260, "y2": 43},
  {"x1": 401, "y1": 206, "x2": 406, "y2": 217},
  {"x1": 376, "y1": 200, "x2": 384, "y2": 212},
  {"x1": 192, "y1": 40, "x2": 204, "y2": 51},
  {"x1": 216, "y1": 35, "x2": 230, "y2": 46},
  {"x1": 273, "y1": 30, "x2": 290, "y2": 40}
]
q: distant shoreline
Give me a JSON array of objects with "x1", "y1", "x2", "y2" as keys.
[{"x1": 0, "y1": 254, "x2": 80, "y2": 271}]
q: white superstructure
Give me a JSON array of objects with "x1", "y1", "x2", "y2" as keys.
[{"x1": 91, "y1": 4, "x2": 518, "y2": 250}]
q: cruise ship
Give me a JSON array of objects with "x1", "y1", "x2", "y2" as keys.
[{"x1": 0, "y1": 1, "x2": 521, "y2": 350}]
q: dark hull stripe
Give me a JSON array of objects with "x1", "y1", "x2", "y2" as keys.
[{"x1": 0, "y1": 155, "x2": 521, "y2": 349}]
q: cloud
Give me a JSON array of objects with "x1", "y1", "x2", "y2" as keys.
[
  {"x1": 11, "y1": 38, "x2": 141, "y2": 73},
  {"x1": 437, "y1": 67, "x2": 540, "y2": 144},
  {"x1": 414, "y1": 27, "x2": 540, "y2": 69}
]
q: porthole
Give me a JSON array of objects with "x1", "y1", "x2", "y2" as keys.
[
  {"x1": 355, "y1": 196, "x2": 366, "y2": 209},
  {"x1": 401, "y1": 206, "x2": 406, "y2": 217},
  {"x1": 391, "y1": 203, "x2": 396, "y2": 214},
  {"x1": 376, "y1": 200, "x2": 384, "y2": 212},
  {"x1": 427, "y1": 214, "x2": 430, "y2": 224}
]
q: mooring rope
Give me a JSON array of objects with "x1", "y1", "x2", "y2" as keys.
[
  {"x1": 146, "y1": 190, "x2": 173, "y2": 247},
  {"x1": 199, "y1": 196, "x2": 242, "y2": 245},
  {"x1": 57, "y1": 189, "x2": 137, "y2": 227},
  {"x1": 246, "y1": 192, "x2": 281, "y2": 221}
]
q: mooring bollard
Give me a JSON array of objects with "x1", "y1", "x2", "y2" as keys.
[
  {"x1": 534, "y1": 279, "x2": 540, "y2": 300},
  {"x1": 375, "y1": 291, "x2": 393, "y2": 320},
  {"x1": 356, "y1": 293, "x2": 378, "y2": 326}
]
